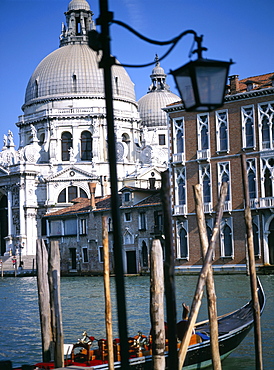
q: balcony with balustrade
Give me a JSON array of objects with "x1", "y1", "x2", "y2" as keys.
[
  {"x1": 223, "y1": 200, "x2": 232, "y2": 212},
  {"x1": 259, "y1": 197, "x2": 274, "y2": 208},
  {"x1": 204, "y1": 202, "x2": 213, "y2": 214},
  {"x1": 173, "y1": 204, "x2": 187, "y2": 216},
  {"x1": 172, "y1": 152, "x2": 185, "y2": 165},
  {"x1": 197, "y1": 149, "x2": 210, "y2": 162}
]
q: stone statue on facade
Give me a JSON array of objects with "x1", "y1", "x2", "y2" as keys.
[
  {"x1": 30, "y1": 124, "x2": 38, "y2": 141},
  {"x1": 3, "y1": 134, "x2": 7, "y2": 148},
  {"x1": 7, "y1": 130, "x2": 15, "y2": 147}
]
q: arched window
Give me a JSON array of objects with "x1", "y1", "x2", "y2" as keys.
[
  {"x1": 73, "y1": 74, "x2": 77, "y2": 93},
  {"x1": 178, "y1": 177, "x2": 186, "y2": 205},
  {"x1": 179, "y1": 227, "x2": 188, "y2": 258},
  {"x1": 264, "y1": 167, "x2": 272, "y2": 197},
  {"x1": 175, "y1": 119, "x2": 184, "y2": 153},
  {"x1": 39, "y1": 133, "x2": 45, "y2": 146},
  {"x1": 245, "y1": 117, "x2": 254, "y2": 148},
  {"x1": 223, "y1": 224, "x2": 232, "y2": 257},
  {"x1": 124, "y1": 230, "x2": 133, "y2": 244},
  {"x1": 58, "y1": 189, "x2": 66, "y2": 203},
  {"x1": 203, "y1": 173, "x2": 211, "y2": 203},
  {"x1": 201, "y1": 124, "x2": 209, "y2": 150},
  {"x1": 57, "y1": 186, "x2": 88, "y2": 203},
  {"x1": 220, "y1": 122, "x2": 228, "y2": 151},
  {"x1": 81, "y1": 131, "x2": 93, "y2": 160},
  {"x1": 253, "y1": 222, "x2": 260, "y2": 256},
  {"x1": 62, "y1": 132, "x2": 72, "y2": 161},
  {"x1": 248, "y1": 170, "x2": 256, "y2": 199},
  {"x1": 122, "y1": 133, "x2": 130, "y2": 160},
  {"x1": 262, "y1": 116, "x2": 270, "y2": 148}
]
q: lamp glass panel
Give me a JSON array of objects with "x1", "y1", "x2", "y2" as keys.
[
  {"x1": 195, "y1": 66, "x2": 228, "y2": 105},
  {"x1": 176, "y1": 75, "x2": 195, "y2": 109}
]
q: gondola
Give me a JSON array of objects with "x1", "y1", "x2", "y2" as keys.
[{"x1": 18, "y1": 278, "x2": 265, "y2": 370}]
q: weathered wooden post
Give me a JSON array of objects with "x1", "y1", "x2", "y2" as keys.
[
  {"x1": 36, "y1": 239, "x2": 53, "y2": 362},
  {"x1": 160, "y1": 169, "x2": 178, "y2": 370},
  {"x1": 150, "y1": 239, "x2": 165, "y2": 370},
  {"x1": 178, "y1": 182, "x2": 227, "y2": 370},
  {"x1": 48, "y1": 240, "x2": 64, "y2": 368},
  {"x1": 241, "y1": 154, "x2": 263, "y2": 370},
  {"x1": 102, "y1": 216, "x2": 114, "y2": 370},
  {"x1": 193, "y1": 184, "x2": 221, "y2": 370}
]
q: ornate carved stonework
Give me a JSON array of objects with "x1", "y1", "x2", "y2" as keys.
[{"x1": 24, "y1": 145, "x2": 40, "y2": 163}]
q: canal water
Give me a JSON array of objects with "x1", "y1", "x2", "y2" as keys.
[{"x1": 0, "y1": 275, "x2": 273, "y2": 369}]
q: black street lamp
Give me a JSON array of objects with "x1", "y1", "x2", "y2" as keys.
[
  {"x1": 170, "y1": 36, "x2": 232, "y2": 112},
  {"x1": 89, "y1": 1, "x2": 233, "y2": 369}
]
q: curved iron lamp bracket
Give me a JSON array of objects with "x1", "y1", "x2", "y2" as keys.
[{"x1": 88, "y1": 18, "x2": 207, "y2": 68}]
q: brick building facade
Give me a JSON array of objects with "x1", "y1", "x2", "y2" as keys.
[{"x1": 164, "y1": 73, "x2": 274, "y2": 271}]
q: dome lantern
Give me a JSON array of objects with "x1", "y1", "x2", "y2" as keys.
[
  {"x1": 60, "y1": 0, "x2": 95, "y2": 47},
  {"x1": 149, "y1": 55, "x2": 169, "y2": 92}
]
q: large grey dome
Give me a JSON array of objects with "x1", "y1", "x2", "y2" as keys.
[
  {"x1": 24, "y1": 44, "x2": 136, "y2": 106},
  {"x1": 138, "y1": 57, "x2": 179, "y2": 127}
]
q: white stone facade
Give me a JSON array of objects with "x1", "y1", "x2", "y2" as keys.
[{"x1": 0, "y1": 0, "x2": 179, "y2": 258}]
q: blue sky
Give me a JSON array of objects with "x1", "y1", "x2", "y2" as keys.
[{"x1": 0, "y1": 0, "x2": 273, "y2": 147}]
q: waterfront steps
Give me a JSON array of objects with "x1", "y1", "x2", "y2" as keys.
[{"x1": 0, "y1": 255, "x2": 36, "y2": 275}]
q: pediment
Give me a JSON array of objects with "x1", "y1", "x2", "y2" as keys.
[
  {"x1": 128, "y1": 166, "x2": 162, "y2": 180},
  {"x1": 47, "y1": 166, "x2": 99, "y2": 182}
]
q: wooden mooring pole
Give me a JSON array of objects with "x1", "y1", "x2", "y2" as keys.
[
  {"x1": 178, "y1": 182, "x2": 227, "y2": 370},
  {"x1": 150, "y1": 239, "x2": 165, "y2": 370},
  {"x1": 36, "y1": 240, "x2": 64, "y2": 367},
  {"x1": 49, "y1": 241, "x2": 64, "y2": 368},
  {"x1": 36, "y1": 239, "x2": 53, "y2": 362},
  {"x1": 241, "y1": 154, "x2": 263, "y2": 370},
  {"x1": 193, "y1": 184, "x2": 221, "y2": 370},
  {"x1": 102, "y1": 216, "x2": 114, "y2": 370}
]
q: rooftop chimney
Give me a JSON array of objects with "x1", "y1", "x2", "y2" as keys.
[
  {"x1": 271, "y1": 75, "x2": 274, "y2": 88},
  {"x1": 88, "y1": 182, "x2": 97, "y2": 209},
  {"x1": 229, "y1": 75, "x2": 240, "y2": 94}
]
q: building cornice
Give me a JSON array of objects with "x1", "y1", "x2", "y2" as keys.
[
  {"x1": 224, "y1": 87, "x2": 274, "y2": 102},
  {"x1": 163, "y1": 87, "x2": 274, "y2": 114},
  {"x1": 22, "y1": 94, "x2": 139, "y2": 111}
]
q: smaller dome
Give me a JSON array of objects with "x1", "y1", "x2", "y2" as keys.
[
  {"x1": 151, "y1": 65, "x2": 165, "y2": 77},
  {"x1": 138, "y1": 90, "x2": 180, "y2": 127},
  {"x1": 68, "y1": 0, "x2": 90, "y2": 11},
  {"x1": 138, "y1": 56, "x2": 180, "y2": 127}
]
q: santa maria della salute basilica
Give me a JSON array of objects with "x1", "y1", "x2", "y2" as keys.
[{"x1": 0, "y1": 0, "x2": 179, "y2": 259}]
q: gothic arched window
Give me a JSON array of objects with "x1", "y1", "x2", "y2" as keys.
[
  {"x1": 179, "y1": 227, "x2": 188, "y2": 258},
  {"x1": 223, "y1": 224, "x2": 232, "y2": 257}
]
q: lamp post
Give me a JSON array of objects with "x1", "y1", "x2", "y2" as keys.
[
  {"x1": 95, "y1": 1, "x2": 130, "y2": 368},
  {"x1": 89, "y1": 1, "x2": 232, "y2": 368}
]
